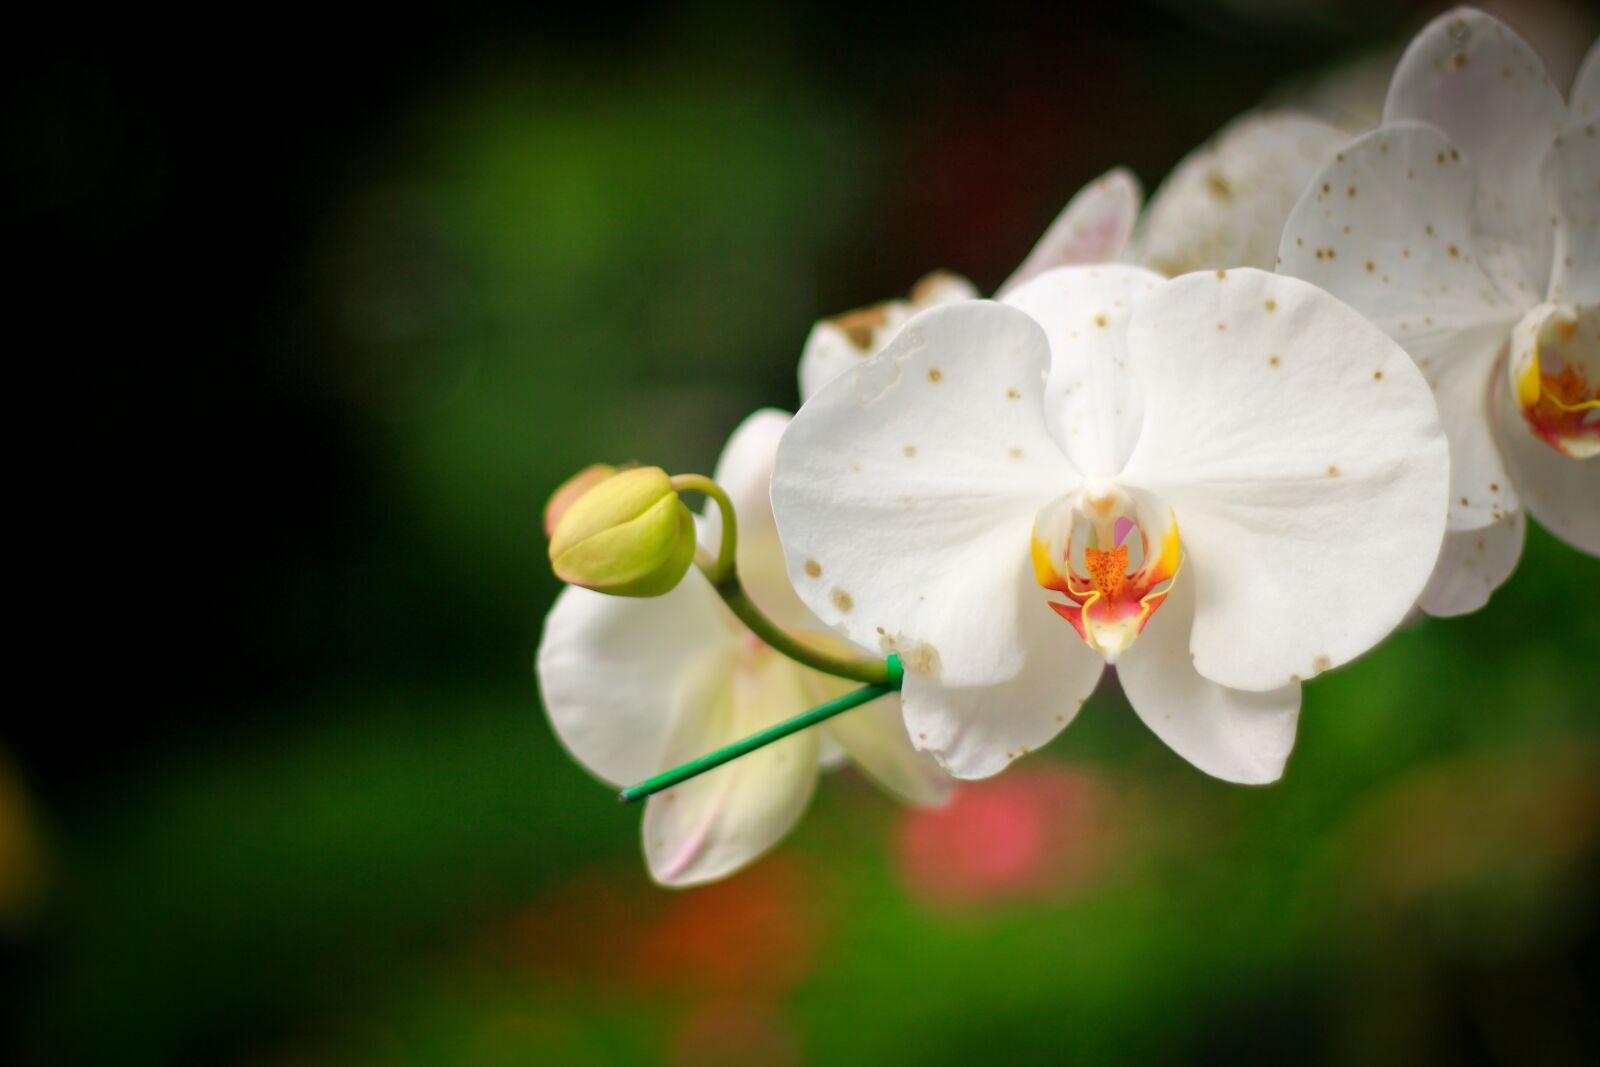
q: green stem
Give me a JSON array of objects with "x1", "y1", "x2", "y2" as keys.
[
  {"x1": 670, "y1": 474, "x2": 736, "y2": 584},
  {"x1": 715, "y1": 575, "x2": 890, "y2": 685},
  {"x1": 620, "y1": 656, "x2": 903, "y2": 804}
]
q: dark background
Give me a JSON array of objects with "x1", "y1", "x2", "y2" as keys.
[{"x1": 6, "y1": 2, "x2": 1599, "y2": 1064}]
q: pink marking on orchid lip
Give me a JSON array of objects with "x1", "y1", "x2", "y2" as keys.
[{"x1": 1113, "y1": 517, "x2": 1134, "y2": 547}]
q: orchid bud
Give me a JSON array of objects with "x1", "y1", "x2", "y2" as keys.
[
  {"x1": 548, "y1": 466, "x2": 696, "y2": 597},
  {"x1": 544, "y1": 463, "x2": 620, "y2": 538}
]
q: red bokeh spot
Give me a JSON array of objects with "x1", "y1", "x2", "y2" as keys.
[{"x1": 633, "y1": 856, "x2": 824, "y2": 998}]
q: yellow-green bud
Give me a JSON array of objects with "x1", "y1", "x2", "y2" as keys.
[
  {"x1": 548, "y1": 466, "x2": 697, "y2": 597},
  {"x1": 544, "y1": 463, "x2": 619, "y2": 538}
]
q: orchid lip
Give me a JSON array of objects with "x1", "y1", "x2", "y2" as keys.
[
  {"x1": 1512, "y1": 303, "x2": 1600, "y2": 460},
  {"x1": 1031, "y1": 486, "x2": 1182, "y2": 661}
]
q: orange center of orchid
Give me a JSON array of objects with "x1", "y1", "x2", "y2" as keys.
[
  {"x1": 1031, "y1": 489, "x2": 1181, "y2": 661},
  {"x1": 1514, "y1": 305, "x2": 1599, "y2": 460},
  {"x1": 1083, "y1": 545, "x2": 1130, "y2": 601}
]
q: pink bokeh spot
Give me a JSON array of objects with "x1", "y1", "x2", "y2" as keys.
[{"x1": 895, "y1": 764, "x2": 1118, "y2": 908}]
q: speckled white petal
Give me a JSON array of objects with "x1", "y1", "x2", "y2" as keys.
[
  {"x1": 698, "y1": 408, "x2": 821, "y2": 633},
  {"x1": 1493, "y1": 361, "x2": 1600, "y2": 554},
  {"x1": 1543, "y1": 120, "x2": 1600, "y2": 304},
  {"x1": 1384, "y1": 8, "x2": 1567, "y2": 299},
  {"x1": 797, "y1": 317, "x2": 899, "y2": 407},
  {"x1": 1277, "y1": 122, "x2": 1522, "y2": 529},
  {"x1": 821, "y1": 691, "x2": 953, "y2": 806},
  {"x1": 1116, "y1": 565, "x2": 1300, "y2": 785},
  {"x1": 998, "y1": 168, "x2": 1142, "y2": 296},
  {"x1": 1417, "y1": 510, "x2": 1526, "y2": 617},
  {"x1": 643, "y1": 647, "x2": 820, "y2": 887},
  {"x1": 898, "y1": 546, "x2": 1105, "y2": 780},
  {"x1": 1118, "y1": 270, "x2": 1450, "y2": 692},
  {"x1": 1132, "y1": 110, "x2": 1348, "y2": 276},
  {"x1": 772, "y1": 301, "x2": 1079, "y2": 689},
  {"x1": 537, "y1": 575, "x2": 732, "y2": 788},
  {"x1": 1572, "y1": 38, "x2": 1599, "y2": 119},
  {"x1": 1002, "y1": 265, "x2": 1166, "y2": 479},
  {"x1": 797, "y1": 274, "x2": 978, "y2": 402}
]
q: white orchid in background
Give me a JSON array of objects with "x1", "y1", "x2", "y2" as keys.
[
  {"x1": 1270, "y1": 0, "x2": 1598, "y2": 137},
  {"x1": 1279, "y1": 8, "x2": 1599, "y2": 617},
  {"x1": 537, "y1": 411, "x2": 949, "y2": 887},
  {"x1": 1128, "y1": 111, "x2": 1348, "y2": 276},
  {"x1": 770, "y1": 267, "x2": 1449, "y2": 783},
  {"x1": 799, "y1": 112, "x2": 1347, "y2": 400},
  {"x1": 797, "y1": 168, "x2": 1140, "y2": 401}
]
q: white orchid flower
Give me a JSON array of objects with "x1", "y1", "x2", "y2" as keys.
[
  {"x1": 537, "y1": 410, "x2": 950, "y2": 887},
  {"x1": 770, "y1": 266, "x2": 1449, "y2": 784},
  {"x1": 1278, "y1": 9, "x2": 1599, "y2": 617}
]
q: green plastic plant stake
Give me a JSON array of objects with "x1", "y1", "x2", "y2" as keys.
[{"x1": 618, "y1": 655, "x2": 905, "y2": 804}]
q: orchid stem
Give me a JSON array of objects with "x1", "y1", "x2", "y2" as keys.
[
  {"x1": 714, "y1": 576, "x2": 892, "y2": 685},
  {"x1": 670, "y1": 474, "x2": 736, "y2": 584},
  {"x1": 619, "y1": 656, "x2": 904, "y2": 803}
]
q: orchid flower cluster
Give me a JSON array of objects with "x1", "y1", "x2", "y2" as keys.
[{"x1": 537, "y1": 9, "x2": 1599, "y2": 887}]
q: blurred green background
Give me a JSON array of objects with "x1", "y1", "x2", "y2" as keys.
[{"x1": 6, "y1": 1, "x2": 1599, "y2": 1064}]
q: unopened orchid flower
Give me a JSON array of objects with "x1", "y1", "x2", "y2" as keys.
[
  {"x1": 770, "y1": 266, "x2": 1449, "y2": 783},
  {"x1": 1279, "y1": 9, "x2": 1599, "y2": 615},
  {"x1": 537, "y1": 411, "x2": 950, "y2": 887},
  {"x1": 800, "y1": 112, "x2": 1347, "y2": 399}
]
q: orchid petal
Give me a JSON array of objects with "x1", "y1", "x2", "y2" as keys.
[
  {"x1": 642, "y1": 646, "x2": 820, "y2": 887},
  {"x1": 1277, "y1": 122, "x2": 1522, "y2": 530},
  {"x1": 821, "y1": 690, "x2": 954, "y2": 806},
  {"x1": 1417, "y1": 511, "x2": 1527, "y2": 617},
  {"x1": 1118, "y1": 269, "x2": 1450, "y2": 691},
  {"x1": 772, "y1": 301, "x2": 1080, "y2": 689},
  {"x1": 1494, "y1": 329, "x2": 1600, "y2": 554},
  {"x1": 1575, "y1": 38, "x2": 1599, "y2": 119},
  {"x1": 1133, "y1": 110, "x2": 1348, "y2": 275},
  {"x1": 1117, "y1": 563, "x2": 1300, "y2": 785},
  {"x1": 537, "y1": 576, "x2": 731, "y2": 788},
  {"x1": 1002, "y1": 265, "x2": 1166, "y2": 479},
  {"x1": 797, "y1": 273, "x2": 978, "y2": 402},
  {"x1": 998, "y1": 168, "x2": 1142, "y2": 296},
  {"x1": 896, "y1": 546, "x2": 1105, "y2": 780},
  {"x1": 1384, "y1": 8, "x2": 1567, "y2": 299},
  {"x1": 1543, "y1": 119, "x2": 1600, "y2": 305}
]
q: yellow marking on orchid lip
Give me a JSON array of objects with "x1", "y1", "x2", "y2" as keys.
[
  {"x1": 1032, "y1": 531, "x2": 1066, "y2": 592},
  {"x1": 1151, "y1": 511, "x2": 1182, "y2": 578},
  {"x1": 1063, "y1": 570, "x2": 1098, "y2": 600},
  {"x1": 1517, "y1": 353, "x2": 1542, "y2": 408}
]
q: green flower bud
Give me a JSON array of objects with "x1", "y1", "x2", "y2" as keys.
[
  {"x1": 544, "y1": 463, "x2": 619, "y2": 538},
  {"x1": 548, "y1": 466, "x2": 697, "y2": 597}
]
